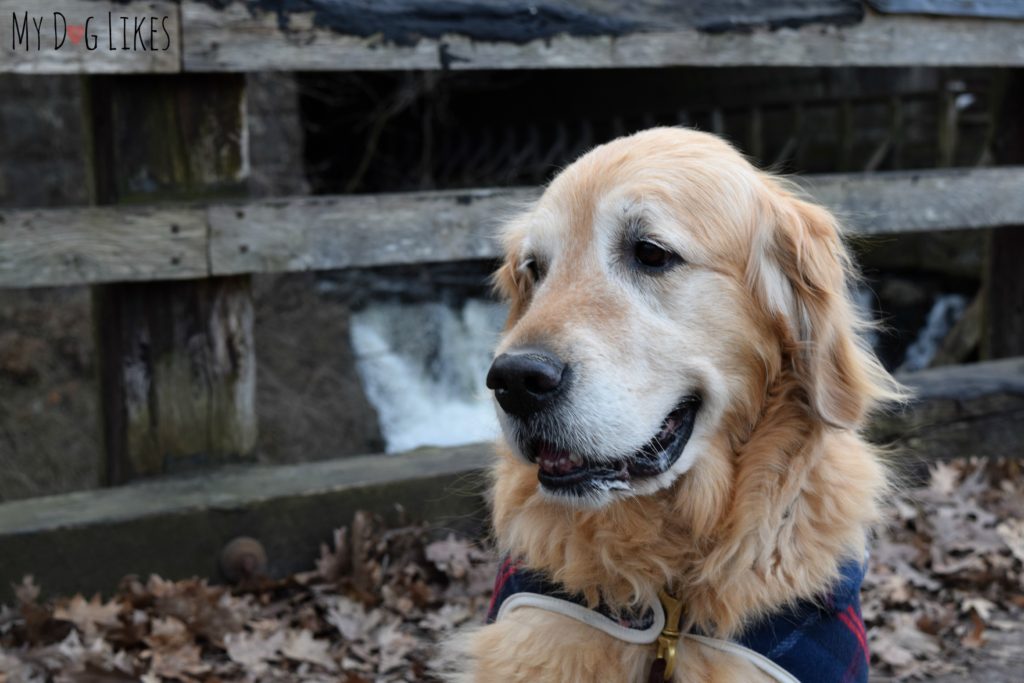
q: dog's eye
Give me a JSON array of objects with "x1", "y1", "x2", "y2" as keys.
[
  {"x1": 524, "y1": 258, "x2": 543, "y2": 282},
  {"x1": 633, "y1": 240, "x2": 680, "y2": 270}
]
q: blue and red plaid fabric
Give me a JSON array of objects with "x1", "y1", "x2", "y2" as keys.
[
  {"x1": 487, "y1": 556, "x2": 869, "y2": 682},
  {"x1": 487, "y1": 556, "x2": 658, "y2": 630},
  {"x1": 733, "y1": 559, "x2": 870, "y2": 683}
]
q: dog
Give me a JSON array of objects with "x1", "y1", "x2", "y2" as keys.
[{"x1": 446, "y1": 127, "x2": 903, "y2": 682}]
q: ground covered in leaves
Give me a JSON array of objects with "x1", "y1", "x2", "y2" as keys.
[
  {"x1": 2, "y1": 458, "x2": 1023, "y2": 682},
  {"x1": 865, "y1": 458, "x2": 1024, "y2": 681}
]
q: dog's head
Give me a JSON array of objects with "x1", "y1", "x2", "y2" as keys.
[{"x1": 487, "y1": 127, "x2": 901, "y2": 508}]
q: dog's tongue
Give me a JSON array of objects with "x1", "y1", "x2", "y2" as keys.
[
  {"x1": 537, "y1": 442, "x2": 582, "y2": 475},
  {"x1": 653, "y1": 407, "x2": 686, "y2": 445}
]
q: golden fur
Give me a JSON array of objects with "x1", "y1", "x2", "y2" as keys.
[{"x1": 445, "y1": 128, "x2": 904, "y2": 682}]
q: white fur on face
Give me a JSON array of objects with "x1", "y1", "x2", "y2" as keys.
[{"x1": 493, "y1": 189, "x2": 761, "y2": 507}]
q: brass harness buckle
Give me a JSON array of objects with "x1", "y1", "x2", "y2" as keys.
[{"x1": 653, "y1": 588, "x2": 685, "y2": 681}]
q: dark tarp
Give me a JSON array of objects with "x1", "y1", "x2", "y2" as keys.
[{"x1": 867, "y1": 0, "x2": 1024, "y2": 20}]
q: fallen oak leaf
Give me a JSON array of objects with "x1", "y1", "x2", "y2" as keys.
[
  {"x1": 147, "y1": 576, "x2": 246, "y2": 645},
  {"x1": 928, "y1": 461, "x2": 960, "y2": 497},
  {"x1": 147, "y1": 642, "x2": 209, "y2": 681},
  {"x1": 960, "y1": 597, "x2": 997, "y2": 622},
  {"x1": 419, "y1": 603, "x2": 471, "y2": 633},
  {"x1": 53, "y1": 594, "x2": 124, "y2": 637},
  {"x1": 376, "y1": 620, "x2": 420, "y2": 674},
  {"x1": 869, "y1": 612, "x2": 941, "y2": 676},
  {"x1": 223, "y1": 629, "x2": 285, "y2": 672},
  {"x1": 60, "y1": 631, "x2": 136, "y2": 676},
  {"x1": 281, "y1": 629, "x2": 337, "y2": 671},
  {"x1": 144, "y1": 616, "x2": 190, "y2": 649},
  {"x1": 996, "y1": 518, "x2": 1024, "y2": 563},
  {"x1": 425, "y1": 534, "x2": 481, "y2": 580},
  {"x1": 325, "y1": 595, "x2": 373, "y2": 641}
]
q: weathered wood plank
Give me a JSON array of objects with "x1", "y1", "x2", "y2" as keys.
[
  {"x1": 209, "y1": 167, "x2": 1024, "y2": 275},
  {"x1": 88, "y1": 74, "x2": 249, "y2": 203},
  {"x1": 182, "y1": 2, "x2": 1024, "y2": 72},
  {"x1": 0, "y1": 205, "x2": 206, "y2": 287},
  {"x1": 209, "y1": 187, "x2": 536, "y2": 275},
  {"x1": 0, "y1": 1, "x2": 180, "y2": 74},
  {"x1": 982, "y1": 70, "x2": 1024, "y2": 360},
  {"x1": 0, "y1": 444, "x2": 491, "y2": 598},
  {"x1": 982, "y1": 226, "x2": 1024, "y2": 359},
  {"x1": 4, "y1": 1, "x2": 1022, "y2": 74},
  {"x1": 801, "y1": 167, "x2": 1024, "y2": 234},
  {"x1": 88, "y1": 73, "x2": 257, "y2": 484},
  {"x1": 93, "y1": 277, "x2": 257, "y2": 483},
  {"x1": 2, "y1": 167, "x2": 1023, "y2": 287}
]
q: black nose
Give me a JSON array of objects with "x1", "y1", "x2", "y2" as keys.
[{"x1": 486, "y1": 350, "x2": 567, "y2": 417}]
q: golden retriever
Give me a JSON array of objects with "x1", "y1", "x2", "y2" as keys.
[{"x1": 448, "y1": 127, "x2": 903, "y2": 682}]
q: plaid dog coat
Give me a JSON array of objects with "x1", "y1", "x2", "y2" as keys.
[{"x1": 487, "y1": 557, "x2": 870, "y2": 683}]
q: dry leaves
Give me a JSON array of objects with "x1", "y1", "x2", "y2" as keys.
[
  {"x1": 0, "y1": 514, "x2": 494, "y2": 682},
  {"x1": 52, "y1": 594, "x2": 122, "y2": 638},
  {"x1": 865, "y1": 457, "x2": 1024, "y2": 679},
  {"x1": 2, "y1": 457, "x2": 1021, "y2": 681}
]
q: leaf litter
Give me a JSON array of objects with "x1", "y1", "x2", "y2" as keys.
[
  {"x1": 865, "y1": 458, "x2": 1024, "y2": 680},
  {"x1": 2, "y1": 459, "x2": 1022, "y2": 681}
]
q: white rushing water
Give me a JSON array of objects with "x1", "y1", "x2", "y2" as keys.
[
  {"x1": 351, "y1": 289, "x2": 967, "y2": 452},
  {"x1": 349, "y1": 299, "x2": 507, "y2": 453},
  {"x1": 899, "y1": 293, "x2": 969, "y2": 372}
]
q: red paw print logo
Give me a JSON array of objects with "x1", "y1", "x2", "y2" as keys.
[{"x1": 67, "y1": 25, "x2": 85, "y2": 45}]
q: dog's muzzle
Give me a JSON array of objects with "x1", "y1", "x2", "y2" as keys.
[
  {"x1": 527, "y1": 396, "x2": 701, "y2": 495},
  {"x1": 486, "y1": 348, "x2": 701, "y2": 497}
]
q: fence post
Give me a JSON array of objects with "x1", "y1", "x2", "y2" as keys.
[
  {"x1": 86, "y1": 74, "x2": 257, "y2": 484},
  {"x1": 982, "y1": 71, "x2": 1024, "y2": 360}
]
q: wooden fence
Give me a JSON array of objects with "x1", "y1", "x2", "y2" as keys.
[
  {"x1": 0, "y1": 1, "x2": 1022, "y2": 595},
  {"x1": 2, "y1": 1, "x2": 1024, "y2": 74}
]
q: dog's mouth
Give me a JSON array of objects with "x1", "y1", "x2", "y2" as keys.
[{"x1": 528, "y1": 396, "x2": 701, "y2": 495}]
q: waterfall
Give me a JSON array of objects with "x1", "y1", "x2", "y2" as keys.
[
  {"x1": 349, "y1": 299, "x2": 506, "y2": 453},
  {"x1": 349, "y1": 282, "x2": 968, "y2": 453},
  {"x1": 899, "y1": 294, "x2": 969, "y2": 372}
]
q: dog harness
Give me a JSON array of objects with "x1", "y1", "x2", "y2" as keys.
[{"x1": 487, "y1": 557, "x2": 870, "y2": 683}]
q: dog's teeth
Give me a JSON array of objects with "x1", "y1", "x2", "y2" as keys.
[
  {"x1": 569, "y1": 453, "x2": 581, "y2": 465},
  {"x1": 658, "y1": 421, "x2": 676, "y2": 440}
]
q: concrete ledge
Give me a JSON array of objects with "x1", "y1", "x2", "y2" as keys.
[
  {"x1": 875, "y1": 357, "x2": 1024, "y2": 475},
  {"x1": 0, "y1": 444, "x2": 491, "y2": 600}
]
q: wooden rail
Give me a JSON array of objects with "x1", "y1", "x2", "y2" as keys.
[
  {"x1": 3, "y1": 166, "x2": 1024, "y2": 289},
  {"x1": 2, "y1": 2, "x2": 1024, "y2": 74}
]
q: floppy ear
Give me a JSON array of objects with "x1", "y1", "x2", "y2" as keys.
[
  {"x1": 491, "y1": 238, "x2": 531, "y2": 329},
  {"x1": 760, "y1": 186, "x2": 905, "y2": 429}
]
